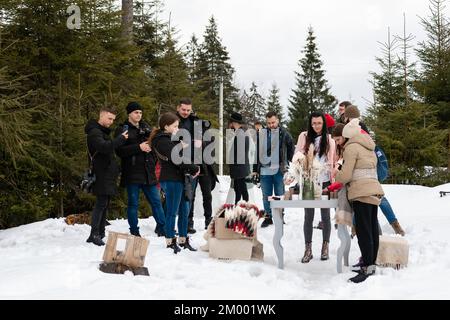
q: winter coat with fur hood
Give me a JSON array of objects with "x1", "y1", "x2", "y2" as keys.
[{"x1": 335, "y1": 132, "x2": 384, "y2": 205}]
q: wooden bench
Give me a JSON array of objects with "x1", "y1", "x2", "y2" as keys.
[{"x1": 439, "y1": 191, "x2": 450, "y2": 197}]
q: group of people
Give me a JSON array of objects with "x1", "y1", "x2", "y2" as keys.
[
  {"x1": 85, "y1": 99, "x2": 216, "y2": 253},
  {"x1": 226, "y1": 102, "x2": 405, "y2": 283},
  {"x1": 84, "y1": 98, "x2": 405, "y2": 283}
]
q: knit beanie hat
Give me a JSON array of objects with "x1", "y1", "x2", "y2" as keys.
[
  {"x1": 324, "y1": 114, "x2": 336, "y2": 128},
  {"x1": 332, "y1": 123, "x2": 345, "y2": 137},
  {"x1": 344, "y1": 105, "x2": 360, "y2": 119},
  {"x1": 343, "y1": 118, "x2": 361, "y2": 139},
  {"x1": 126, "y1": 101, "x2": 143, "y2": 114}
]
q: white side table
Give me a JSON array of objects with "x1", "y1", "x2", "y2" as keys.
[{"x1": 270, "y1": 198, "x2": 350, "y2": 273}]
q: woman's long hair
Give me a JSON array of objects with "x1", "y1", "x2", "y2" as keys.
[
  {"x1": 305, "y1": 111, "x2": 329, "y2": 158},
  {"x1": 148, "y1": 112, "x2": 179, "y2": 146}
]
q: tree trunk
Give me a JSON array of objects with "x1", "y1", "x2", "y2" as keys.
[{"x1": 121, "y1": 0, "x2": 133, "y2": 44}]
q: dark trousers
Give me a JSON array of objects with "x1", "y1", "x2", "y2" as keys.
[
  {"x1": 90, "y1": 195, "x2": 110, "y2": 236},
  {"x1": 126, "y1": 184, "x2": 166, "y2": 234},
  {"x1": 161, "y1": 181, "x2": 189, "y2": 239},
  {"x1": 353, "y1": 201, "x2": 379, "y2": 266},
  {"x1": 188, "y1": 174, "x2": 213, "y2": 225},
  {"x1": 304, "y1": 208, "x2": 331, "y2": 243},
  {"x1": 233, "y1": 177, "x2": 249, "y2": 204},
  {"x1": 303, "y1": 181, "x2": 331, "y2": 243}
]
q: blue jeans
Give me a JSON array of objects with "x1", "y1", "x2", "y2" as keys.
[
  {"x1": 260, "y1": 169, "x2": 285, "y2": 217},
  {"x1": 126, "y1": 184, "x2": 166, "y2": 234},
  {"x1": 379, "y1": 196, "x2": 397, "y2": 224},
  {"x1": 160, "y1": 181, "x2": 190, "y2": 238}
]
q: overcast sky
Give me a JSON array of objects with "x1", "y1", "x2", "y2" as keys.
[{"x1": 163, "y1": 0, "x2": 436, "y2": 116}]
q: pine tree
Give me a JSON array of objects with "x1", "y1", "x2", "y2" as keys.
[
  {"x1": 0, "y1": 0, "x2": 151, "y2": 226},
  {"x1": 395, "y1": 13, "x2": 417, "y2": 105},
  {"x1": 134, "y1": 0, "x2": 166, "y2": 74},
  {"x1": 241, "y1": 82, "x2": 266, "y2": 124},
  {"x1": 370, "y1": 27, "x2": 405, "y2": 111},
  {"x1": 266, "y1": 83, "x2": 284, "y2": 125},
  {"x1": 195, "y1": 16, "x2": 240, "y2": 116},
  {"x1": 151, "y1": 26, "x2": 193, "y2": 120},
  {"x1": 288, "y1": 26, "x2": 336, "y2": 136},
  {"x1": 415, "y1": 0, "x2": 450, "y2": 105},
  {"x1": 415, "y1": 0, "x2": 450, "y2": 169},
  {"x1": 185, "y1": 33, "x2": 217, "y2": 125},
  {"x1": 186, "y1": 34, "x2": 200, "y2": 84},
  {"x1": 372, "y1": 103, "x2": 447, "y2": 184}
]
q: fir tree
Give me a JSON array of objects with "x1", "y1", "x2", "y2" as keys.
[
  {"x1": 415, "y1": 0, "x2": 450, "y2": 168},
  {"x1": 415, "y1": 0, "x2": 450, "y2": 105},
  {"x1": 242, "y1": 82, "x2": 266, "y2": 124},
  {"x1": 288, "y1": 26, "x2": 336, "y2": 136},
  {"x1": 266, "y1": 83, "x2": 284, "y2": 125},
  {"x1": 151, "y1": 26, "x2": 193, "y2": 119},
  {"x1": 195, "y1": 16, "x2": 240, "y2": 116},
  {"x1": 0, "y1": 0, "x2": 151, "y2": 225},
  {"x1": 370, "y1": 27, "x2": 405, "y2": 111},
  {"x1": 371, "y1": 103, "x2": 446, "y2": 184}
]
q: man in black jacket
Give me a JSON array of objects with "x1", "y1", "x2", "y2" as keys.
[
  {"x1": 85, "y1": 107, "x2": 128, "y2": 246},
  {"x1": 115, "y1": 102, "x2": 166, "y2": 237},
  {"x1": 228, "y1": 112, "x2": 250, "y2": 204},
  {"x1": 176, "y1": 98, "x2": 218, "y2": 232},
  {"x1": 253, "y1": 111, "x2": 295, "y2": 227}
]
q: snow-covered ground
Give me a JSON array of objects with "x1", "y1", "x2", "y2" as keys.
[{"x1": 0, "y1": 177, "x2": 449, "y2": 300}]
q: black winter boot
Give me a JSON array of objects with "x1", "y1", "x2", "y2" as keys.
[
  {"x1": 179, "y1": 237, "x2": 197, "y2": 251},
  {"x1": 166, "y1": 238, "x2": 181, "y2": 254},
  {"x1": 86, "y1": 234, "x2": 105, "y2": 246},
  {"x1": 154, "y1": 224, "x2": 165, "y2": 237},
  {"x1": 261, "y1": 217, "x2": 273, "y2": 228},
  {"x1": 349, "y1": 265, "x2": 376, "y2": 283},
  {"x1": 187, "y1": 220, "x2": 196, "y2": 234},
  {"x1": 130, "y1": 230, "x2": 141, "y2": 237}
]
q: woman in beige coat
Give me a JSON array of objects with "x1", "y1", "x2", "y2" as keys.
[{"x1": 335, "y1": 119, "x2": 384, "y2": 283}]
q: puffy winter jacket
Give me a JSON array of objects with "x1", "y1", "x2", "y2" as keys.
[
  {"x1": 335, "y1": 133, "x2": 384, "y2": 205},
  {"x1": 151, "y1": 131, "x2": 199, "y2": 182},
  {"x1": 84, "y1": 120, "x2": 126, "y2": 196}
]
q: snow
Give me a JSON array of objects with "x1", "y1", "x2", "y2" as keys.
[{"x1": 0, "y1": 178, "x2": 449, "y2": 300}]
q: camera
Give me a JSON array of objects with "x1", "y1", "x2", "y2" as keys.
[
  {"x1": 202, "y1": 119, "x2": 211, "y2": 131},
  {"x1": 138, "y1": 126, "x2": 151, "y2": 139},
  {"x1": 245, "y1": 174, "x2": 260, "y2": 187},
  {"x1": 80, "y1": 169, "x2": 96, "y2": 193}
]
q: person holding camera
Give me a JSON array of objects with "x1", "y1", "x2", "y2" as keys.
[
  {"x1": 115, "y1": 102, "x2": 166, "y2": 238},
  {"x1": 84, "y1": 107, "x2": 128, "y2": 246},
  {"x1": 150, "y1": 112, "x2": 200, "y2": 253},
  {"x1": 176, "y1": 98, "x2": 218, "y2": 232}
]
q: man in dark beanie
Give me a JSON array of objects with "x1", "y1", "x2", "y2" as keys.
[
  {"x1": 126, "y1": 101, "x2": 142, "y2": 114},
  {"x1": 115, "y1": 102, "x2": 166, "y2": 238}
]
